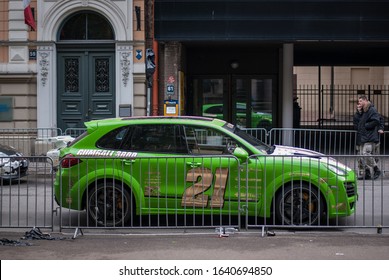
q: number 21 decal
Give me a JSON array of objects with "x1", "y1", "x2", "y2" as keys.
[{"x1": 181, "y1": 167, "x2": 229, "y2": 208}]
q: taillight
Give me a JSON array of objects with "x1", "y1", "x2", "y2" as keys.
[{"x1": 61, "y1": 154, "x2": 82, "y2": 168}]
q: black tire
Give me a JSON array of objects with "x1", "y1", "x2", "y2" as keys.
[
  {"x1": 275, "y1": 184, "x2": 324, "y2": 225},
  {"x1": 87, "y1": 182, "x2": 132, "y2": 227}
]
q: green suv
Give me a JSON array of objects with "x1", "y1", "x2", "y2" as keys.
[
  {"x1": 202, "y1": 103, "x2": 272, "y2": 130},
  {"x1": 54, "y1": 116, "x2": 357, "y2": 227}
]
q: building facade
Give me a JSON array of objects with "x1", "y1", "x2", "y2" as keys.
[
  {"x1": 153, "y1": 0, "x2": 389, "y2": 130},
  {"x1": 0, "y1": 0, "x2": 147, "y2": 132},
  {"x1": 2, "y1": 0, "x2": 389, "y2": 132}
]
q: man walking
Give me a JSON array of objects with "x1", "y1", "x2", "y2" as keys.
[{"x1": 354, "y1": 95, "x2": 382, "y2": 180}]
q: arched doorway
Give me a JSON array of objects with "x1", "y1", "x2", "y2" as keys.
[{"x1": 57, "y1": 11, "x2": 116, "y2": 131}]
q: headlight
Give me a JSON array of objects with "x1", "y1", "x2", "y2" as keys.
[{"x1": 326, "y1": 164, "x2": 348, "y2": 176}]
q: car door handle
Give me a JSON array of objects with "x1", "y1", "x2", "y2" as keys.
[
  {"x1": 186, "y1": 162, "x2": 202, "y2": 168},
  {"x1": 122, "y1": 159, "x2": 136, "y2": 165}
]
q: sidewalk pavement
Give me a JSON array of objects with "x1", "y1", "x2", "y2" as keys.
[{"x1": 1, "y1": 229, "x2": 389, "y2": 260}]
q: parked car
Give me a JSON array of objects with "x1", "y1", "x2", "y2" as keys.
[
  {"x1": 0, "y1": 143, "x2": 29, "y2": 182},
  {"x1": 46, "y1": 135, "x2": 75, "y2": 171},
  {"x1": 202, "y1": 103, "x2": 272, "y2": 130},
  {"x1": 54, "y1": 116, "x2": 357, "y2": 227}
]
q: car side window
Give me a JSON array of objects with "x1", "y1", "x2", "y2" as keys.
[
  {"x1": 205, "y1": 105, "x2": 223, "y2": 114},
  {"x1": 96, "y1": 126, "x2": 129, "y2": 149},
  {"x1": 182, "y1": 125, "x2": 239, "y2": 155},
  {"x1": 123, "y1": 124, "x2": 188, "y2": 154}
]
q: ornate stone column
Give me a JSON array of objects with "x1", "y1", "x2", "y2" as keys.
[{"x1": 36, "y1": 44, "x2": 57, "y2": 131}]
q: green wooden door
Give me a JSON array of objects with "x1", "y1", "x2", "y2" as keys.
[{"x1": 57, "y1": 51, "x2": 115, "y2": 131}]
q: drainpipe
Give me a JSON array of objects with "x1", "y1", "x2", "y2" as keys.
[
  {"x1": 152, "y1": 40, "x2": 159, "y2": 116},
  {"x1": 150, "y1": 0, "x2": 159, "y2": 116},
  {"x1": 282, "y1": 44, "x2": 294, "y2": 128}
]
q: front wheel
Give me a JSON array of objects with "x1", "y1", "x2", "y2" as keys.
[
  {"x1": 87, "y1": 182, "x2": 133, "y2": 227},
  {"x1": 275, "y1": 184, "x2": 325, "y2": 225}
]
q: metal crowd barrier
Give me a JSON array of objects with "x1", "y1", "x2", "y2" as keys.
[
  {"x1": 64, "y1": 128, "x2": 87, "y2": 138},
  {"x1": 57, "y1": 155, "x2": 242, "y2": 231},
  {"x1": 0, "y1": 154, "x2": 387, "y2": 233},
  {"x1": 268, "y1": 128, "x2": 358, "y2": 155},
  {"x1": 2, "y1": 127, "x2": 387, "y2": 158},
  {"x1": 0, "y1": 156, "x2": 55, "y2": 230},
  {"x1": 245, "y1": 154, "x2": 388, "y2": 231},
  {"x1": 53, "y1": 154, "x2": 388, "y2": 233},
  {"x1": 0, "y1": 128, "x2": 62, "y2": 157},
  {"x1": 240, "y1": 128, "x2": 268, "y2": 143},
  {"x1": 243, "y1": 128, "x2": 389, "y2": 156},
  {"x1": 1, "y1": 130, "x2": 388, "y2": 235}
]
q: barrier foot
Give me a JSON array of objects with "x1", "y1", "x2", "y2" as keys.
[
  {"x1": 261, "y1": 226, "x2": 276, "y2": 237},
  {"x1": 261, "y1": 226, "x2": 268, "y2": 237},
  {"x1": 215, "y1": 227, "x2": 238, "y2": 237},
  {"x1": 72, "y1": 228, "x2": 84, "y2": 239}
]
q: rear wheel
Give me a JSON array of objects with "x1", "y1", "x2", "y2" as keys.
[
  {"x1": 87, "y1": 182, "x2": 132, "y2": 227},
  {"x1": 275, "y1": 184, "x2": 324, "y2": 225}
]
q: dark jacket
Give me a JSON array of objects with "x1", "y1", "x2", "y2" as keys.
[{"x1": 354, "y1": 102, "x2": 381, "y2": 144}]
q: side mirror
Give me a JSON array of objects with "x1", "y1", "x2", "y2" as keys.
[{"x1": 233, "y1": 147, "x2": 249, "y2": 161}]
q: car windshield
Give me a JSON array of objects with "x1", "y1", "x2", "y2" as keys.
[{"x1": 222, "y1": 123, "x2": 273, "y2": 154}]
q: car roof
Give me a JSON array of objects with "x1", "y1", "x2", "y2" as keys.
[{"x1": 85, "y1": 116, "x2": 229, "y2": 131}]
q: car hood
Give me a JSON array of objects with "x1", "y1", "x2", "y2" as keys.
[
  {"x1": 271, "y1": 145, "x2": 324, "y2": 157},
  {"x1": 0, "y1": 144, "x2": 19, "y2": 156},
  {"x1": 270, "y1": 145, "x2": 351, "y2": 171}
]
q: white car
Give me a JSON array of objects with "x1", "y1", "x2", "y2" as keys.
[
  {"x1": 46, "y1": 135, "x2": 75, "y2": 171},
  {"x1": 0, "y1": 143, "x2": 29, "y2": 181}
]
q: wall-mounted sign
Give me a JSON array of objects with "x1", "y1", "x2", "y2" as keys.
[
  {"x1": 136, "y1": 49, "x2": 142, "y2": 60},
  {"x1": 167, "y1": 84, "x2": 174, "y2": 95},
  {"x1": 29, "y1": 49, "x2": 36, "y2": 60},
  {"x1": 164, "y1": 99, "x2": 178, "y2": 116},
  {"x1": 0, "y1": 97, "x2": 13, "y2": 121}
]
